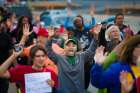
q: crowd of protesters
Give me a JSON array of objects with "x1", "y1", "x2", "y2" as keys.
[{"x1": 0, "y1": 5, "x2": 140, "y2": 93}]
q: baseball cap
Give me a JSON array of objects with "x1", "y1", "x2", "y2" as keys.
[{"x1": 65, "y1": 39, "x2": 77, "y2": 45}]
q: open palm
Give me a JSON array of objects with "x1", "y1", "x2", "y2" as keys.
[
  {"x1": 94, "y1": 46, "x2": 107, "y2": 65},
  {"x1": 23, "y1": 24, "x2": 33, "y2": 36},
  {"x1": 120, "y1": 71, "x2": 134, "y2": 93}
]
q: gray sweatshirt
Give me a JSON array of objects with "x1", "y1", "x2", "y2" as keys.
[{"x1": 46, "y1": 38, "x2": 98, "y2": 93}]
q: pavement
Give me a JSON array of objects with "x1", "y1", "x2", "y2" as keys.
[{"x1": 8, "y1": 83, "x2": 17, "y2": 93}]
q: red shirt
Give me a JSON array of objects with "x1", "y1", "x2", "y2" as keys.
[
  {"x1": 137, "y1": 77, "x2": 140, "y2": 93},
  {"x1": 9, "y1": 65, "x2": 58, "y2": 93}
]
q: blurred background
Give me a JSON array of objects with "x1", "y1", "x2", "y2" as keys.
[
  {"x1": 0, "y1": 0, "x2": 140, "y2": 32},
  {"x1": 0, "y1": 0, "x2": 140, "y2": 93}
]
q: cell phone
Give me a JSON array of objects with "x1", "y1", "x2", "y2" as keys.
[{"x1": 14, "y1": 44, "x2": 23, "y2": 52}]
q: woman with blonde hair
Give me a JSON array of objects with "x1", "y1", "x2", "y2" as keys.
[{"x1": 105, "y1": 25, "x2": 122, "y2": 52}]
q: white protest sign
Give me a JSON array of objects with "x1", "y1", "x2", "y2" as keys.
[{"x1": 25, "y1": 72, "x2": 52, "y2": 93}]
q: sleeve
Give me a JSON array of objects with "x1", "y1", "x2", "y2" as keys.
[
  {"x1": 90, "y1": 17, "x2": 96, "y2": 28},
  {"x1": 137, "y1": 77, "x2": 140, "y2": 93},
  {"x1": 50, "y1": 70, "x2": 58, "y2": 88},
  {"x1": 22, "y1": 45, "x2": 33, "y2": 56},
  {"x1": 64, "y1": 16, "x2": 71, "y2": 28},
  {"x1": 103, "y1": 51, "x2": 118, "y2": 69},
  {"x1": 85, "y1": 17, "x2": 96, "y2": 29},
  {"x1": 90, "y1": 64, "x2": 116, "y2": 89},
  {"x1": 81, "y1": 38, "x2": 98, "y2": 63},
  {"x1": 60, "y1": 37, "x2": 65, "y2": 48},
  {"x1": 45, "y1": 40, "x2": 59, "y2": 64},
  {"x1": 8, "y1": 65, "x2": 24, "y2": 82}
]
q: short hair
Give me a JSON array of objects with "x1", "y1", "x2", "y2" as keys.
[
  {"x1": 66, "y1": 27, "x2": 74, "y2": 32},
  {"x1": 114, "y1": 13, "x2": 124, "y2": 23},
  {"x1": 105, "y1": 25, "x2": 122, "y2": 41},
  {"x1": 73, "y1": 15, "x2": 84, "y2": 26}
]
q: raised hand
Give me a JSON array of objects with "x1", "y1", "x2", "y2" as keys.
[
  {"x1": 120, "y1": 71, "x2": 134, "y2": 93},
  {"x1": 20, "y1": 24, "x2": 33, "y2": 45},
  {"x1": 47, "y1": 26, "x2": 55, "y2": 40},
  {"x1": 89, "y1": 4, "x2": 96, "y2": 17},
  {"x1": 94, "y1": 46, "x2": 107, "y2": 65},
  {"x1": 23, "y1": 24, "x2": 33, "y2": 37},
  {"x1": 13, "y1": 47, "x2": 23, "y2": 57},
  {"x1": 67, "y1": 8, "x2": 72, "y2": 16},
  {"x1": 0, "y1": 46, "x2": 23, "y2": 76},
  {"x1": 124, "y1": 25, "x2": 134, "y2": 38},
  {"x1": 90, "y1": 24, "x2": 102, "y2": 39}
]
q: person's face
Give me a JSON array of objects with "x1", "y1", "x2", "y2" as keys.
[
  {"x1": 109, "y1": 30, "x2": 120, "y2": 40},
  {"x1": 115, "y1": 15, "x2": 124, "y2": 25},
  {"x1": 74, "y1": 19, "x2": 83, "y2": 28},
  {"x1": 54, "y1": 28, "x2": 60, "y2": 37},
  {"x1": 6, "y1": 18, "x2": 12, "y2": 28},
  {"x1": 22, "y1": 17, "x2": 29, "y2": 25},
  {"x1": 68, "y1": 31, "x2": 74, "y2": 38},
  {"x1": 65, "y1": 42, "x2": 77, "y2": 56},
  {"x1": 37, "y1": 36, "x2": 47, "y2": 48},
  {"x1": 33, "y1": 50, "x2": 47, "y2": 68},
  {"x1": 133, "y1": 44, "x2": 140, "y2": 65},
  {"x1": 62, "y1": 31, "x2": 68, "y2": 40}
]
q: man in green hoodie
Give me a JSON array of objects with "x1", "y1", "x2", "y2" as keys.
[{"x1": 46, "y1": 24, "x2": 101, "y2": 93}]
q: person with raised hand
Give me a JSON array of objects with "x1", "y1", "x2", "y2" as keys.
[
  {"x1": 19, "y1": 23, "x2": 33, "y2": 45},
  {"x1": 14, "y1": 23, "x2": 35, "y2": 66},
  {"x1": 91, "y1": 35, "x2": 140, "y2": 93},
  {"x1": 96, "y1": 31, "x2": 133, "y2": 93},
  {"x1": 0, "y1": 48, "x2": 23, "y2": 76},
  {"x1": 46, "y1": 24, "x2": 101, "y2": 93},
  {"x1": 0, "y1": 45, "x2": 58, "y2": 93},
  {"x1": 0, "y1": 16, "x2": 14, "y2": 93},
  {"x1": 64, "y1": 8, "x2": 97, "y2": 90}
]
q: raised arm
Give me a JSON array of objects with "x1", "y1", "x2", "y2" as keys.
[
  {"x1": 20, "y1": 24, "x2": 33, "y2": 45},
  {"x1": 0, "y1": 24, "x2": 30, "y2": 78},
  {"x1": 81, "y1": 24, "x2": 102, "y2": 62},
  {"x1": 45, "y1": 36, "x2": 59, "y2": 64},
  {"x1": 90, "y1": 46, "x2": 116, "y2": 88},
  {"x1": 64, "y1": 8, "x2": 73, "y2": 28},
  {"x1": 0, "y1": 50, "x2": 22, "y2": 78},
  {"x1": 88, "y1": 4, "x2": 96, "y2": 29},
  {"x1": 103, "y1": 33, "x2": 131, "y2": 69}
]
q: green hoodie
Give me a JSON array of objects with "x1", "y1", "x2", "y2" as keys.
[{"x1": 67, "y1": 56, "x2": 76, "y2": 65}]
